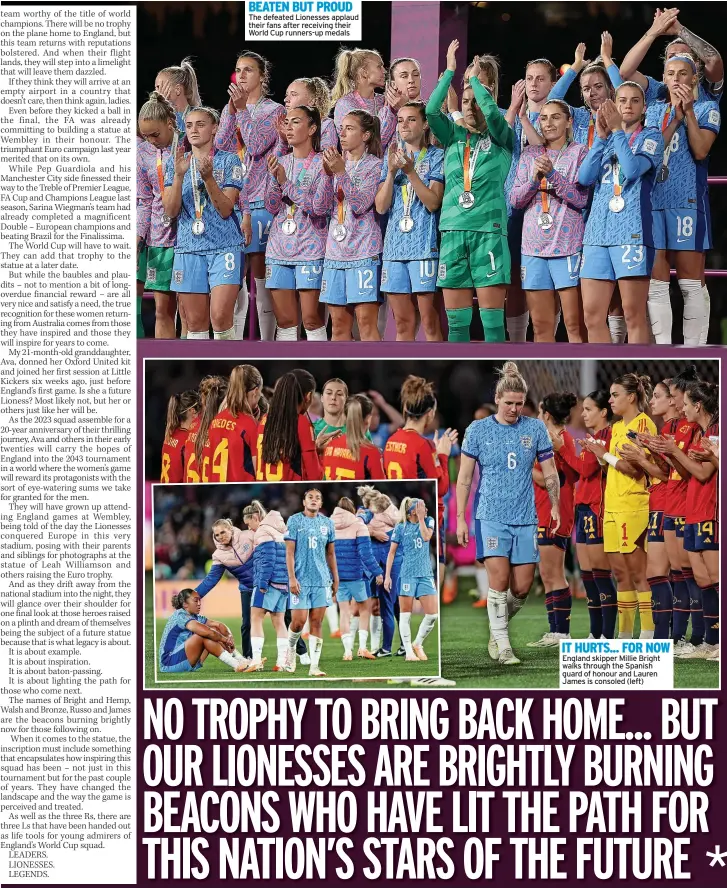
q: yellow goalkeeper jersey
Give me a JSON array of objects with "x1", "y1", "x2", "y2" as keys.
[{"x1": 604, "y1": 412, "x2": 657, "y2": 512}]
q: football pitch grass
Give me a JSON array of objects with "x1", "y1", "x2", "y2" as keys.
[
  {"x1": 442, "y1": 576, "x2": 719, "y2": 690},
  {"x1": 145, "y1": 574, "x2": 440, "y2": 689}
]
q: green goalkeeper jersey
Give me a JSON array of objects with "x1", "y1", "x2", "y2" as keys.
[{"x1": 426, "y1": 70, "x2": 513, "y2": 234}]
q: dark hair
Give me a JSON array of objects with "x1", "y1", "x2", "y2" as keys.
[
  {"x1": 171, "y1": 588, "x2": 197, "y2": 609},
  {"x1": 255, "y1": 393, "x2": 269, "y2": 421},
  {"x1": 227, "y1": 364, "x2": 263, "y2": 417},
  {"x1": 343, "y1": 109, "x2": 383, "y2": 158},
  {"x1": 261, "y1": 369, "x2": 316, "y2": 466},
  {"x1": 389, "y1": 56, "x2": 421, "y2": 80},
  {"x1": 541, "y1": 391, "x2": 578, "y2": 425},
  {"x1": 585, "y1": 389, "x2": 614, "y2": 422},
  {"x1": 289, "y1": 105, "x2": 321, "y2": 153},
  {"x1": 164, "y1": 390, "x2": 200, "y2": 443},
  {"x1": 613, "y1": 373, "x2": 653, "y2": 413},
  {"x1": 685, "y1": 381, "x2": 719, "y2": 425},
  {"x1": 526, "y1": 57, "x2": 557, "y2": 81},
  {"x1": 338, "y1": 496, "x2": 357, "y2": 514},
  {"x1": 195, "y1": 376, "x2": 228, "y2": 465},
  {"x1": 671, "y1": 364, "x2": 701, "y2": 393},
  {"x1": 401, "y1": 375, "x2": 436, "y2": 420},
  {"x1": 304, "y1": 487, "x2": 323, "y2": 499},
  {"x1": 236, "y1": 50, "x2": 271, "y2": 96}
]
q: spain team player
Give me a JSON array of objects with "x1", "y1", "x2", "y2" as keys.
[
  {"x1": 331, "y1": 48, "x2": 399, "y2": 149},
  {"x1": 456, "y1": 363, "x2": 560, "y2": 665},
  {"x1": 323, "y1": 395, "x2": 385, "y2": 480},
  {"x1": 183, "y1": 376, "x2": 227, "y2": 483},
  {"x1": 331, "y1": 496, "x2": 382, "y2": 660},
  {"x1": 578, "y1": 85, "x2": 663, "y2": 344},
  {"x1": 258, "y1": 369, "x2": 323, "y2": 481},
  {"x1": 645, "y1": 55, "x2": 721, "y2": 344},
  {"x1": 205, "y1": 365, "x2": 263, "y2": 483},
  {"x1": 582, "y1": 374, "x2": 656, "y2": 639},
  {"x1": 385, "y1": 498, "x2": 438, "y2": 662},
  {"x1": 194, "y1": 375, "x2": 228, "y2": 484},
  {"x1": 575, "y1": 392, "x2": 618, "y2": 639},
  {"x1": 280, "y1": 78, "x2": 338, "y2": 152},
  {"x1": 159, "y1": 588, "x2": 248, "y2": 674},
  {"x1": 529, "y1": 393, "x2": 580, "y2": 647},
  {"x1": 163, "y1": 107, "x2": 246, "y2": 340},
  {"x1": 509, "y1": 100, "x2": 589, "y2": 342},
  {"x1": 217, "y1": 51, "x2": 285, "y2": 341},
  {"x1": 154, "y1": 57, "x2": 201, "y2": 133},
  {"x1": 375, "y1": 102, "x2": 445, "y2": 341},
  {"x1": 249, "y1": 504, "x2": 290, "y2": 672},
  {"x1": 137, "y1": 92, "x2": 182, "y2": 339},
  {"x1": 161, "y1": 391, "x2": 199, "y2": 483},
  {"x1": 265, "y1": 105, "x2": 331, "y2": 342},
  {"x1": 427, "y1": 41, "x2": 514, "y2": 342},
  {"x1": 320, "y1": 112, "x2": 384, "y2": 341},
  {"x1": 284, "y1": 489, "x2": 339, "y2": 677}
]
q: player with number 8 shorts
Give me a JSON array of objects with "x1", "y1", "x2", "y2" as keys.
[
  {"x1": 284, "y1": 489, "x2": 339, "y2": 677},
  {"x1": 456, "y1": 363, "x2": 560, "y2": 666},
  {"x1": 426, "y1": 40, "x2": 513, "y2": 342}
]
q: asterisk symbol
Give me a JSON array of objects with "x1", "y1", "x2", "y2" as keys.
[{"x1": 707, "y1": 846, "x2": 727, "y2": 867}]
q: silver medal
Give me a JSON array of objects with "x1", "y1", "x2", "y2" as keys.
[
  {"x1": 537, "y1": 212, "x2": 554, "y2": 231},
  {"x1": 332, "y1": 223, "x2": 347, "y2": 242},
  {"x1": 192, "y1": 218, "x2": 205, "y2": 235},
  {"x1": 281, "y1": 218, "x2": 297, "y2": 236},
  {"x1": 458, "y1": 191, "x2": 476, "y2": 209},
  {"x1": 161, "y1": 213, "x2": 172, "y2": 227},
  {"x1": 656, "y1": 164, "x2": 669, "y2": 183},
  {"x1": 399, "y1": 216, "x2": 415, "y2": 233},
  {"x1": 609, "y1": 195, "x2": 625, "y2": 213},
  {"x1": 239, "y1": 161, "x2": 248, "y2": 178}
]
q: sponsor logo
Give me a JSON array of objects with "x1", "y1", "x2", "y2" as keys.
[
  {"x1": 643, "y1": 138, "x2": 658, "y2": 155},
  {"x1": 486, "y1": 537, "x2": 499, "y2": 550}
]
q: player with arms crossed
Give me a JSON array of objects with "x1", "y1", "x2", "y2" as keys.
[
  {"x1": 284, "y1": 489, "x2": 340, "y2": 677},
  {"x1": 456, "y1": 362, "x2": 560, "y2": 665}
]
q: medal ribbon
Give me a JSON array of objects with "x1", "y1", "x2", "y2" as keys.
[
  {"x1": 156, "y1": 133, "x2": 179, "y2": 201},
  {"x1": 286, "y1": 151, "x2": 316, "y2": 221},
  {"x1": 538, "y1": 143, "x2": 568, "y2": 217},
  {"x1": 234, "y1": 126, "x2": 247, "y2": 166},
  {"x1": 190, "y1": 147, "x2": 214, "y2": 223},
  {"x1": 660, "y1": 105, "x2": 674, "y2": 169},
  {"x1": 401, "y1": 147, "x2": 428, "y2": 218},
  {"x1": 336, "y1": 156, "x2": 364, "y2": 228},
  {"x1": 463, "y1": 134, "x2": 483, "y2": 194},
  {"x1": 612, "y1": 127, "x2": 643, "y2": 201},
  {"x1": 587, "y1": 116, "x2": 595, "y2": 148}
]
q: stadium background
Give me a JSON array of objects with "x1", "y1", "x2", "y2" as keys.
[{"x1": 138, "y1": 0, "x2": 727, "y2": 343}]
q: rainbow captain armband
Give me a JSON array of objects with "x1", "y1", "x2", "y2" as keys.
[{"x1": 538, "y1": 447, "x2": 554, "y2": 463}]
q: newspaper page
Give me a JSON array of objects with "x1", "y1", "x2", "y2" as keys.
[{"x1": 2, "y1": 1, "x2": 726, "y2": 887}]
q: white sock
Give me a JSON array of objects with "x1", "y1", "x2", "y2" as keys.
[
  {"x1": 553, "y1": 310, "x2": 561, "y2": 338},
  {"x1": 358, "y1": 629, "x2": 369, "y2": 650},
  {"x1": 309, "y1": 635, "x2": 323, "y2": 669},
  {"x1": 186, "y1": 330, "x2": 209, "y2": 340},
  {"x1": 219, "y1": 651, "x2": 239, "y2": 669},
  {"x1": 507, "y1": 310, "x2": 529, "y2": 342},
  {"x1": 350, "y1": 616, "x2": 360, "y2": 641},
  {"x1": 487, "y1": 589, "x2": 510, "y2": 653},
  {"x1": 377, "y1": 298, "x2": 388, "y2": 339},
  {"x1": 370, "y1": 615, "x2": 382, "y2": 651},
  {"x1": 414, "y1": 613, "x2": 438, "y2": 646},
  {"x1": 252, "y1": 636, "x2": 264, "y2": 661},
  {"x1": 276, "y1": 325, "x2": 298, "y2": 341},
  {"x1": 475, "y1": 567, "x2": 489, "y2": 601},
  {"x1": 647, "y1": 279, "x2": 672, "y2": 344},
  {"x1": 232, "y1": 648, "x2": 247, "y2": 662},
  {"x1": 506, "y1": 590, "x2": 526, "y2": 620},
  {"x1": 234, "y1": 280, "x2": 249, "y2": 339},
  {"x1": 607, "y1": 313, "x2": 627, "y2": 344},
  {"x1": 679, "y1": 278, "x2": 703, "y2": 345},
  {"x1": 342, "y1": 631, "x2": 354, "y2": 655},
  {"x1": 326, "y1": 603, "x2": 339, "y2": 632},
  {"x1": 287, "y1": 628, "x2": 302, "y2": 651},
  {"x1": 306, "y1": 325, "x2": 328, "y2": 341},
  {"x1": 276, "y1": 637, "x2": 288, "y2": 666},
  {"x1": 400, "y1": 612, "x2": 413, "y2": 656},
  {"x1": 639, "y1": 629, "x2": 654, "y2": 640},
  {"x1": 213, "y1": 326, "x2": 235, "y2": 340},
  {"x1": 254, "y1": 277, "x2": 277, "y2": 340},
  {"x1": 699, "y1": 284, "x2": 710, "y2": 345}
]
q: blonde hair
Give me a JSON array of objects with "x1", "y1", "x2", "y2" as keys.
[
  {"x1": 186, "y1": 105, "x2": 220, "y2": 125},
  {"x1": 138, "y1": 91, "x2": 178, "y2": 128},
  {"x1": 227, "y1": 364, "x2": 263, "y2": 417},
  {"x1": 464, "y1": 54, "x2": 500, "y2": 104},
  {"x1": 580, "y1": 62, "x2": 616, "y2": 108},
  {"x1": 344, "y1": 394, "x2": 374, "y2": 461},
  {"x1": 495, "y1": 361, "x2": 528, "y2": 399},
  {"x1": 212, "y1": 518, "x2": 235, "y2": 539},
  {"x1": 331, "y1": 48, "x2": 383, "y2": 103},
  {"x1": 398, "y1": 496, "x2": 419, "y2": 523},
  {"x1": 371, "y1": 492, "x2": 393, "y2": 513},
  {"x1": 357, "y1": 485, "x2": 378, "y2": 509},
  {"x1": 158, "y1": 57, "x2": 201, "y2": 107},
  {"x1": 292, "y1": 77, "x2": 332, "y2": 119},
  {"x1": 400, "y1": 375, "x2": 436, "y2": 420},
  {"x1": 337, "y1": 496, "x2": 356, "y2": 514},
  {"x1": 243, "y1": 499, "x2": 267, "y2": 522}
]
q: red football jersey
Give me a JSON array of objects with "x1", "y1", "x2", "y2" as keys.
[
  {"x1": 257, "y1": 412, "x2": 323, "y2": 482},
  {"x1": 383, "y1": 428, "x2": 448, "y2": 523},
  {"x1": 204, "y1": 408, "x2": 258, "y2": 483},
  {"x1": 574, "y1": 426, "x2": 611, "y2": 516},
  {"x1": 685, "y1": 422, "x2": 719, "y2": 524},
  {"x1": 160, "y1": 428, "x2": 189, "y2": 484},
  {"x1": 535, "y1": 429, "x2": 580, "y2": 536},
  {"x1": 183, "y1": 417, "x2": 203, "y2": 483},
  {"x1": 665, "y1": 418, "x2": 700, "y2": 518},
  {"x1": 323, "y1": 433, "x2": 385, "y2": 481}
]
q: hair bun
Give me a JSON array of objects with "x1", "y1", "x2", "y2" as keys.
[{"x1": 501, "y1": 361, "x2": 519, "y2": 375}]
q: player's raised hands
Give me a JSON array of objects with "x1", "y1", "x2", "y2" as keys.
[
  {"x1": 228, "y1": 81, "x2": 249, "y2": 113},
  {"x1": 595, "y1": 105, "x2": 610, "y2": 140},
  {"x1": 647, "y1": 7, "x2": 680, "y2": 38},
  {"x1": 446, "y1": 39, "x2": 459, "y2": 72},
  {"x1": 600, "y1": 32, "x2": 614, "y2": 65},
  {"x1": 600, "y1": 99, "x2": 622, "y2": 132},
  {"x1": 573, "y1": 42, "x2": 590, "y2": 72},
  {"x1": 173, "y1": 143, "x2": 191, "y2": 178}
]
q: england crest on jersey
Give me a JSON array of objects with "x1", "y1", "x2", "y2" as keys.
[{"x1": 520, "y1": 435, "x2": 533, "y2": 449}]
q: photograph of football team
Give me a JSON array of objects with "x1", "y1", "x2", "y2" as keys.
[
  {"x1": 148, "y1": 480, "x2": 442, "y2": 687},
  {"x1": 144, "y1": 357, "x2": 719, "y2": 690},
  {"x1": 137, "y1": 2, "x2": 725, "y2": 345}
]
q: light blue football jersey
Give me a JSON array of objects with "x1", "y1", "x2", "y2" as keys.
[
  {"x1": 284, "y1": 512, "x2": 335, "y2": 587},
  {"x1": 462, "y1": 415, "x2": 553, "y2": 524},
  {"x1": 392, "y1": 516, "x2": 435, "y2": 578}
]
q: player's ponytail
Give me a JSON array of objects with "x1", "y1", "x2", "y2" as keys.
[
  {"x1": 261, "y1": 369, "x2": 316, "y2": 466},
  {"x1": 344, "y1": 394, "x2": 374, "y2": 461},
  {"x1": 685, "y1": 381, "x2": 719, "y2": 426},
  {"x1": 398, "y1": 497, "x2": 415, "y2": 524},
  {"x1": 613, "y1": 372, "x2": 653, "y2": 414},
  {"x1": 195, "y1": 375, "x2": 228, "y2": 465},
  {"x1": 400, "y1": 375, "x2": 437, "y2": 421},
  {"x1": 243, "y1": 499, "x2": 267, "y2": 524},
  {"x1": 158, "y1": 57, "x2": 201, "y2": 107},
  {"x1": 337, "y1": 497, "x2": 356, "y2": 514},
  {"x1": 331, "y1": 48, "x2": 382, "y2": 104},
  {"x1": 171, "y1": 588, "x2": 196, "y2": 610},
  {"x1": 295, "y1": 77, "x2": 332, "y2": 119},
  {"x1": 227, "y1": 364, "x2": 264, "y2": 417},
  {"x1": 357, "y1": 485, "x2": 377, "y2": 508},
  {"x1": 671, "y1": 364, "x2": 701, "y2": 393},
  {"x1": 164, "y1": 390, "x2": 200, "y2": 444},
  {"x1": 495, "y1": 361, "x2": 528, "y2": 399},
  {"x1": 346, "y1": 109, "x2": 382, "y2": 158},
  {"x1": 541, "y1": 392, "x2": 578, "y2": 426},
  {"x1": 139, "y1": 91, "x2": 178, "y2": 128}
]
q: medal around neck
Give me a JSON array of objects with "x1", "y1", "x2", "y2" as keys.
[
  {"x1": 458, "y1": 191, "x2": 475, "y2": 209},
  {"x1": 192, "y1": 218, "x2": 206, "y2": 235},
  {"x1": 332, "y1": 222, "x2": 347, "y2": 242},
  {"x1": 281, "y1": 218, "x2": 297, "y2": 236},
  {"x1": 609, "y1": 195, "x2": 625, "y2": 213},
  {"x1": 656, "y1": 164, "x2": 669, "y2": 183},
  {"x1": 161, "y1": 213, "x2": 172, "y2": 228},
  {"x1": 399, "y1": 216, "x2": 415, "y2": 233},
  {"x1": 537, "y1": 212, "x2": 554, "y2": 231}
]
